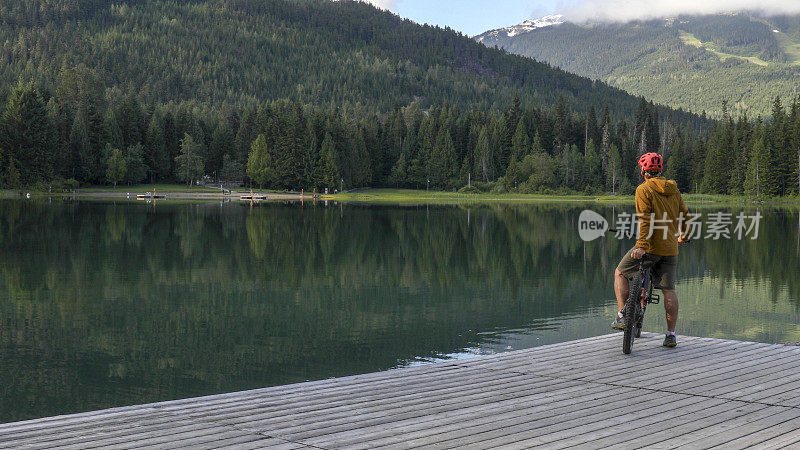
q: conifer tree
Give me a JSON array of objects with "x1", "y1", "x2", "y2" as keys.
[
  {"x1": 606, "y1": 144, "x2": 622, "y2": 194},
  {"x1": 145, "y1": 113, "x2": 168, "y2": 181},
  {"x1": 586, "y1": 105, "x2": 599, "y2": 153},
  {"x1": 554, "y1": 96, "x2": 569, "y2": 150},
  {"x1": 320, "y1": 132, "x2": 340, "y2": 191},
  {"x1": 352, "y1": 127, "x2": 372, "y2": 187},
  {"x1": 475, "y1": 126, "x2": 492, "y2": 182},
  {"x1": 770, "y1": 96, "x2": 792, "y2": 195},
  {"x1": 584, "y1": 140, "x2": 602, "y2": 190},
  {"x1": 0, "y1": 82, "x2": 56, "y2": 185},
  {"x1": 727, "y1": 118, "x2": 749, "y2": 196},
  {"x1": 510, "y1": 118, "x2": 530, "y2": 163},
  {"x1": 5, "y1": 158, "x2": 22, "y2": 188},
  {"x1": 429, "y1": 128, "x2": 457, "y2": 187},
  {"x1": 664, "y1": 132, "x2": 688, "y2": 190},
  {"x1": 105, "y1": 108, "x2": 123, "y2": 150},
  {"x1": 274, "y1": 102, "x2": 306, "y2": 188},
  {"x1": 744, "y1": 134, "x2": 773, "y2": 198},
  {"x1": 116, "y1": 95, "x2": 144, "y2": 148},
  {"x1": 646, "y1": 101, "x2": 660, "y2": 153},
  {"x1": 236, "y1": 107, "x2": 258, "y2": 165},
  {"x1": 389, "y1": 153, "x2": 408, "y2": 187},
  {"x1": 789, "y1": 98, "x2": 800, "y2": 195},
  {"x1": 220, "y1": 154, "x2": 245, "y2": 183},
  {"x1": 70, "y1": 108, "x2": 97, "y2": 183},
  {"x1": 124, "y1": 143, "x2": 147, "y2": 185},
  {"x1": 175, "y1": 133, "x2": 204, "y2": 185},
  {"x1": 247, "y1": 134, "x2": 273, "y2": 188},
  {"x1": 701, "y1": 119, "x2": 733, "y2": 194},
  {"x1": 208, "y1": 123, "x2": 234, "y2": 180}
]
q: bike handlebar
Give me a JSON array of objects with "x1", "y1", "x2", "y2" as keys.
[{"x1": 607, "y1": 228, "x2": 691, "y2": 244}]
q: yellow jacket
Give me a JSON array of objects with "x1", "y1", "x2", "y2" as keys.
[{"x1": 635, "y1": 177, "x2": 690, "y2": 256}]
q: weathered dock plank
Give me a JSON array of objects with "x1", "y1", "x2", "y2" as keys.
[{"x1": 2, "y1": 333, "x2": 800, "y2": 449}]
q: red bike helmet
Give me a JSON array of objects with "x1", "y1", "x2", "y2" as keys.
[{"x1": 638, "y1": 152, "x2": 663, "y2": 174}]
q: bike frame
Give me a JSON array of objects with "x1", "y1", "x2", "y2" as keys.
[{"x1": 638, "y1": 261, "x2": 653, "y2": 313}]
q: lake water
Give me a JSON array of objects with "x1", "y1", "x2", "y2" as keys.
[{"x1": 1, "y1": 199, "x2": 799, "y2": 423}]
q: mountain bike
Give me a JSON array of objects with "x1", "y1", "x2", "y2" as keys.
[{"x1": 622, "y1": 254, "x2": 661, "y2": 354}]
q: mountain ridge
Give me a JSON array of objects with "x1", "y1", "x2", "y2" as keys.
[
  {"x1": 475, "y1": 12, "x2": 800, "y2": 117},
  {"x1": 476, "y1": 15, "x2": 565, "y2": 41}
]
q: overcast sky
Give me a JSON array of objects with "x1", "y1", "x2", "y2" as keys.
[{"x1": 363, "y1": 0, "x2": 800, "y2": 36}]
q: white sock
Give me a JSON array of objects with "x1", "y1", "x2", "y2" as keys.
[
  {"x1": 618, "y1": 311, "x2": 624, "y2": 319},
  {"x1": 666, "y1": 331, "x2": 676, "y2": 336}
]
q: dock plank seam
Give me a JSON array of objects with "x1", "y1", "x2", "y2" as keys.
[{"x1": 450, "y1": 363, "x2": 800, "y2": 411}]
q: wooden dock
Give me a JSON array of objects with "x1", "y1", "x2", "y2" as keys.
[
  {"x1": 3, "y1": 333, "x2": 800, "y2": 449},
  {"x1": 240, "y1": 195, "x2": 269, "y2": 201},
  {"x1": 136, "y1": 194, "x2": 166, "y2": 200}
]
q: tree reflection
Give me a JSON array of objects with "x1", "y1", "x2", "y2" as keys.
[{"x1": 0, "y1": 199, "x2": 798, "y2": 423}]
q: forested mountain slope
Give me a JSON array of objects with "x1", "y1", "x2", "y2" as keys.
[
  {"x1": 0, "y1": 0, "x2": 687, "y2": 118},
  {"x1": 477, "y1": 13, "x2": 800, "y2": 118},
  {"x1": 0, "y1": 0, "x2": 716, "y2": 192}
]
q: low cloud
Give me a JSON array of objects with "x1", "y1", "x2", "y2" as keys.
[
  {"x1": 564, "y1": 0, "x2": 800, "y2": 23},
  {"x1": 362, "y1": 0, "x2": 397, "y2": 10}
]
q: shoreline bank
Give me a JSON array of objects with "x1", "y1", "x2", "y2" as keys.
[{"x1": 2, "y1": 187, "x2": 799, "y2": 206}]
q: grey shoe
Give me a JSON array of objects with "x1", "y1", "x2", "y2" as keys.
[
  {"x1": 611, "y1": 315, "x2": 625, "y2": 331},
  {"x1": 663, "y1": 334, "x2": 677, "y2": 347}
]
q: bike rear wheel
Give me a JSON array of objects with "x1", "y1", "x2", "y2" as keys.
[{"x1": 623, "y1": 275, "x2": 643, "y2": 354}]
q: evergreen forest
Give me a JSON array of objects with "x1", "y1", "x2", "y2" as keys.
[{"x1": 0, "y1": 1, "x2": 797, "y2": 196}]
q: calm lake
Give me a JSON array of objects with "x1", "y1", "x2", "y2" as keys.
[{"x1": 1, "y1": 199, "x2": 799, "y2": 423}]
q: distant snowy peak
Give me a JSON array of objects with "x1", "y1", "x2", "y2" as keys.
[{"x1": 476, "y1": 15, "x2": 565, "y2": 41}]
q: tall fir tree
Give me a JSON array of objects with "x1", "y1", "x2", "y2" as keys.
[
  {"x1": 701, "y1": 118, "x2": 733, "y2": 194},
  {"x1": 175, "y1": 133, "x2": 204, "y2": 185},
  {"x1": 429, "y1": 128, "x2": 457, "y2": 187},
  {"x1": 744, "y1": 133, "x2": 776, "y2": 198},
  {"x1": 0, "y1": 82, "x2": 56, "y2": 185},
  {"x1": 475, "y1": 126, "x2": 492, "y2": 182},
  {"x1": 510, "y1": 118, "x2": 530, "y2": 163},
  {"x1": 320, "y1": 132, "x2": 340, "y2": 191},
  {"x1": 246, "y1": 134, "x2": 273, "y2": 188}
]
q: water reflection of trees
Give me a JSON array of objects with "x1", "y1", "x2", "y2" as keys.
[
  {"x1": 0, "y1": 200, "x2": 798, "y2": 423},
  {"x1": 676, "y1": 207, "x2": 800, "y2": 305}
]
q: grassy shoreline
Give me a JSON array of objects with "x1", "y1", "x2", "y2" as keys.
[
  {"x1": 319, "y1": 189, "x2": 800, "y2": 206},
  {"x1": 2, "y1": 185, "x2": 799, "y2": 206}
]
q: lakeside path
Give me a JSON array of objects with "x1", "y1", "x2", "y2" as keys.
[
  {"x1": 72, "y1": 191, "x2": 311, "y2": 201},
  {"x1": 3, "y1": 333, "x2": 800, "y2": 448}
]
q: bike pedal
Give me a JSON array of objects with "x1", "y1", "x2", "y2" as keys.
[{"x1": 648, "y1": 294, "x2": 660, "y2": 305}]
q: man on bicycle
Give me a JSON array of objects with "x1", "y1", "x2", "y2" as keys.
[{"x1": 611, "y1": 152, "x2": 690, "y2": 347}]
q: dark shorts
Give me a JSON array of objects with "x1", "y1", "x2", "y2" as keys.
[{"x1": 616, "y1": 247, "x2": 678, "y2": 290}]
